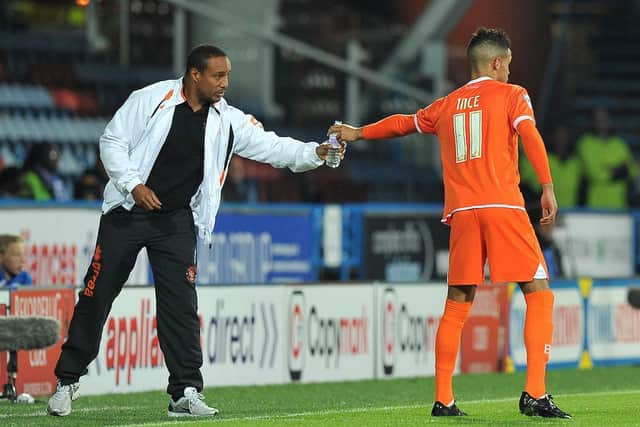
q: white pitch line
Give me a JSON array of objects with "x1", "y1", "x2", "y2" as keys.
[
  {"x1": 0, "y1": 405, "x2": 138, "y2": 419},
  {"x1": 110, "y1": 388, "x2": 640, "y2": 427}
]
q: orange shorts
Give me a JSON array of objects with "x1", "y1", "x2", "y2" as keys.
[{"x1": 447, "y1": 208, "x2": 547, "y2": 285}]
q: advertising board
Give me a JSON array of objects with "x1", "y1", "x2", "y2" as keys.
[
  {"x1": 375, "y1": 284, "x2": 446, "y2": 378},
  {"x1": 509, "y1": 282, "x2": 583, "y2": 369},
  {"x1": 362, "y1": 213, "x2": 449, "y2": 282},
  {"x1": 287, "y1": 285, "x2": 374, "y2": 382},
  {"x1": 0, "y1": 208, "x2": 149, "y2": 285},
  {"x1": 11, "y1": 288, "x2": 75, "y2": 396},
  {"x1": 198, "y1": 212, "x2": 316, "y2": 284},
  {"x1": 588, "y1": 280, "x2": 640, "y2": 364}
]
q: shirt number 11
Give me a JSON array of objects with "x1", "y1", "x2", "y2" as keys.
[{"x1": 453, "y1": 110, "x2": 482, "y2": 163}]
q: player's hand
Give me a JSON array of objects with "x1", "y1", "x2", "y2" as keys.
[
  {"x1": 327, "y1": 123, "x2": 363, "y2": 143},
  {"x1": 316, "y1": 141, "x2": 347, "y2": 161},
  {"x1": 540, "y1": 184, "x2": 557, "y2": 226},
  {"x1": 132, "y1": 184, "x2": 162, "y2": 211}
]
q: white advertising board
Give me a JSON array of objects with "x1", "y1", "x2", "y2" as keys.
[
  {"x1": 81, "y1": 286, "x2": 288, "y2": 395},
  {"x1": 0, "y1": 289, "x2": 9, "y2": 306},
  {"x1": 286, "y1": 285, "x2": 374, "y2": 383},
  {"x1": 509, "y1": 286, "x2": 583, "y2": 368},
  {"x1": 555, "y1": 213, "x2": 633, "y2": 278},
  {"x1": 588, "y1": 284, "x2": 640, "y2": 362},
  {"x1": 375, "y1": 284, "x2": 447, "y2": 378},
  {"x1": 198, "y1": 286, "x2": 286, "y2": 386},
  {"x1": 83, "y1": 287, "x2": 164, "y2": 394},
  {"x1": 0, "y1": 208, "x2": 149, "y2": 286}
]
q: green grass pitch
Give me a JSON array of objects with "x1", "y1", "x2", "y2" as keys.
[{"x1": 2, "y1": 366, "x2": 639, "y2": 426}]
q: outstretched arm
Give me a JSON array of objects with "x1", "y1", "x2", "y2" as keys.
[
  {"x1": 328, "y1": 114, "x2": 418, "y2": 142},
  {"x1": 231, "y1": 110, "x2": 326, "y2": 173}
]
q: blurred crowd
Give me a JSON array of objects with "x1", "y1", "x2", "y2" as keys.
[
  {"x1": 1, "y1": 105, "x2": 638, "y2": 210},
  {"x1": 0, "y1": 1, "x2": 639, "y2": 208},
  {"x1": 0, "y1": 142, "x2": 107, "y2": 201},
  {"x1": 520, "y1": 107, "x2": 638, "y2": 211}
]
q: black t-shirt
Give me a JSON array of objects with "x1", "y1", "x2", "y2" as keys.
[{"x1": 146, "y1": 102, "x2": 208, "y2": 211}]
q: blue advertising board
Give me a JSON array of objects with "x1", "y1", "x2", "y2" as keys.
[{"x1": 196, "y1": 211, "x2": 316, "y2": 284}]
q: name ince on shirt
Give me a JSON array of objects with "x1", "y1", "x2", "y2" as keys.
[{"x1": 456, "y1": 95, "x2": 480, "y2": 110}]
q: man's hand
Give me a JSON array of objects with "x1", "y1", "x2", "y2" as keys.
[
  {"x1": 131, "y1": 184, "x2": 162, "y2": 211},
  {"x1": 540, "y1": 183, "x2": 558, "y2": 226},
  {"x1": 327, "y1": 123, "x2": 363, "y2": 143},
  {"x1": 315, "y1": 141, "x2": 347, "y2": 161}
]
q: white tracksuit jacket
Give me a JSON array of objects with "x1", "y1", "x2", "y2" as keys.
[{"x1": 99, "y1": 78, "x2": 324, "y2": 243}]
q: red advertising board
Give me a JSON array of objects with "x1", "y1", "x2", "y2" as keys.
[
  {"x1": 460, "y1": 285, "x2": 509, "y2": 373},
  {"x1": 10, "y1": 288, "x2": 76, "y2": 396}
]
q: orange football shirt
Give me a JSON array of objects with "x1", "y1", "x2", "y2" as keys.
[{"x1": 415, "y1": 77, "x2": 537, "y2": 221}]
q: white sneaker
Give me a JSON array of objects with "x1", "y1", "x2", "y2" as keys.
[
  {"x1": 167, "y1": 386, "x2": 219, "y2": 417},
  {"x1": 47, "y1": 382, "x2": 79, "y2": 417}
]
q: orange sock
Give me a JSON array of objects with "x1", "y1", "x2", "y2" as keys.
[
  {"x1": 524, "y1": 290, "x2": 554, "y2": 398},
  {"x1": 435, "y1": 299, "x2": 472, "y2": 405}
]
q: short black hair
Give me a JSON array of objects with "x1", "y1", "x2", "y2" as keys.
[
  {"x1": 466, "y1": 27, "x2": 511, "y2": 68},
  {"x1": 185, "y1": 45, "x2": 227, "y2": 74}
]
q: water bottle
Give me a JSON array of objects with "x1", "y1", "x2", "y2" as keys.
[{"x1": 326, "y1": 120, "x2": 342, "y2": 168}]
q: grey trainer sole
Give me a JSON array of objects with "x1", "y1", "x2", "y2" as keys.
[{"x1": 167, "y1": 409, "x2": 219, "y2": 417}]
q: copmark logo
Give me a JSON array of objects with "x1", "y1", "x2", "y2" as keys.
[
  {"x1": 380, "y1": 288, "x2": 440, "y2": 377},
  {"x1": 288, "y1": 291, "x2": 305, "y2": 380},
  {"x1": 288, "y1": 290, "x2": 370, "y2": 382}
]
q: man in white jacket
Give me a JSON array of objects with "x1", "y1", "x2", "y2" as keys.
[{"x1": 47, "y1": 45, "x2": 339, "y2": 418}]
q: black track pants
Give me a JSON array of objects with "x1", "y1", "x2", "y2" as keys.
[{"x1": 54, "y1": 207, "x2": 203, "y2": 397}]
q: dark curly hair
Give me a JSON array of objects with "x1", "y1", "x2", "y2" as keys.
[{"x1": 185, "y1": 45, "x2": 227, "y2": 74}]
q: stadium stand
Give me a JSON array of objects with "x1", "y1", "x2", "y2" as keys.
[
  {"x1": 558, "y1": 1, "x2": 640, "y2": 152},
  {"x1": 1, "y1": 0, "x2": 638, "y2": 204}
]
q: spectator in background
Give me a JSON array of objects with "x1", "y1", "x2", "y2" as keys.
[
  {"x1": 73, "y1": 169, "x2": 104, "y2": 200},
  {"x1": 0, "y1": 234, "x2": 32, "y2": 288},
  {"x1": 221, "y1": 157, "x2": 258, "y2": 202},
  {"x1": 520, "y1": 123, "x2": 582, "y2": 208},
  {"x1": 0, "y1": 166, "x2": 25, "y2": 198},
  {"x1": 20, "y1": 143, "x2": 70, "y2": 201},
  {"x1": 577, "y1": 108, "x2": 637, "y2": 209},
  {"x1": 74, "y1": 150, "x2": 108, "y2": 201}
]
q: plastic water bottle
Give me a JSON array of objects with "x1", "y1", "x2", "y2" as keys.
[{"x1": 326, "y1": 120, "x2": 342, "y2": 168}]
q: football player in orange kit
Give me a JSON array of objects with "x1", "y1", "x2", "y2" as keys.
[{"x1": 328, "y1": 27, "x2": 571, "y2": 419}]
